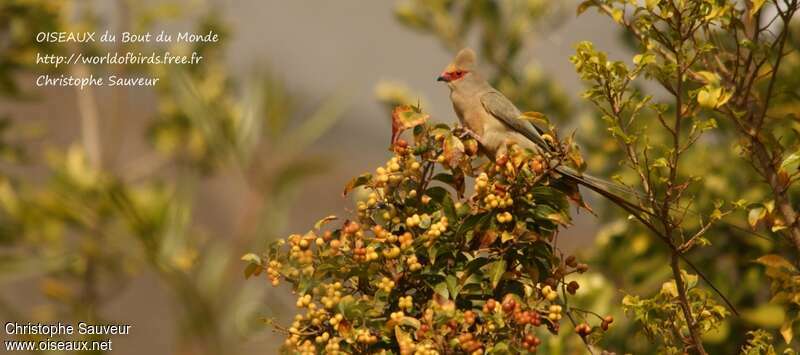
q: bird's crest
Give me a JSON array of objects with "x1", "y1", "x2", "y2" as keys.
[{"x1": 452, "y1": 48, "x2": 476, "y2": 71}]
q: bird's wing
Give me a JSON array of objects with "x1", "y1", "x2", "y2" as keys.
[{"x1": 480, "y1": 91, "x2": 550, "y2": 150}]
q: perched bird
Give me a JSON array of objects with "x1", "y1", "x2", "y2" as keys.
[
  {"x1": 436, "y1": 47, "x2": 632, "y2": 211},
  {"x1": 436, "y1": 48, "x2": 737, "y2": 314}
]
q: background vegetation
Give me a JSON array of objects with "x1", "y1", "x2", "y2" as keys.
[{"x1": 1, "y1": 0, "x2": 799, "y2": 354}]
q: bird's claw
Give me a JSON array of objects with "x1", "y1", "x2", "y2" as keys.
[{"x1": 458, "y1": 127, "x2": 481, "y2": 141}]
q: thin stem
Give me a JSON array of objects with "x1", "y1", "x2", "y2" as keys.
[{"x1": 671, "y1": 253, "x2": 706, "y2": 355}]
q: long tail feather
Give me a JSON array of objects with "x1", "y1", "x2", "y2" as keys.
[{"x1": 555, "y1": 166, "x2": 739, "y2": 316}]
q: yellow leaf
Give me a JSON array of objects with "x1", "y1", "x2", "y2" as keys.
[
  {"x1": 519, "y1": 111, "x2": 549, "y2": 126},
  {"x1": 748, "y1": 206, "x2": 766, "y2": 228},
  {"x1": 314, "y1": 215, "x2": 338, "y2": 230},
  {"x1": 750, "y1": 0, "x2": 767, "y2": 18},
  {"x1": 395, "y1": 326, "x2": 414, "y2": 354},
  {"x1": 780, "y1": 320, "x2": 794, "y2": 344},
  {"x1": 240, "y1": 253, "x2": 262, "y2": 265},
  {"x1": 741, "y1": 304, "x2": 786, "y2": 327},
  {"x1": 696, "y1": 71, "x2": 720, "y2": 85},
  {"x1": 697, "y1": 87, "x2": 722, "y2": 108},
  {"x1": 755, "y1": 254, "x2": 797, "y2": 272},
  {"x1": 0, "y1": 178, "x2": 19, "y2": 215},
  {"x1": 611, "y1": 8, "x2": 624, "y2": 23},
  {"x1": 660, "y1": 280, "x2": 678, "y2": 297}
]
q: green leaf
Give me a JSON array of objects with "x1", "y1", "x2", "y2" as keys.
[
  {"x1": 446, "y1": 275, "x2": 459, "y2": 299},
  {"x1": 428, "y1": 244, "x2": 439, "y2": 264},
  {"x1": 343, "y1": 173, "x2": 372, "y2": 196},
  {"x1": 433, "y1": 281, "x2": 449, "y2": 299},
  {"x1": 487, "y1": 260, "x2": 507, "y2": 289},
  {"x1": 781, "y1": 151, "x2": 800, "y2": 171},
  {"x1": 488, "y1": 341, "x2": 511, "y2": 354},
  {"x1": 243, "y1": 263, "x2": 259, "y2": 279},
  {"x1": 240, "y1": 253, "x2": 262, "y2": 265},
  {"x1": 432, "y1": 173, "x2": 455, "y2": 186},
  {"x1": 653, "y1": 157, "x2": 669, "y2": 168},
  {"x1": 457, "y1": 213, "x2": 491, "y2": 238}
]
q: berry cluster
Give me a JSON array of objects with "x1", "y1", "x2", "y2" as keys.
[{"x1": 245, "y1": 110, "x2": 611, "y2": 354}]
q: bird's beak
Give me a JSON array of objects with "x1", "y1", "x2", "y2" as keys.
[{"x1": 436, "y1": 75, "x2": 447, "y2": 82}]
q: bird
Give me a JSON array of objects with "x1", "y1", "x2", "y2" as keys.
[
  {"x1": 436, "y1": 47, "x2": 635, "y2": 213},
  {"x1": 436, "y1": 48, "x2": 738, "y2": 314}
]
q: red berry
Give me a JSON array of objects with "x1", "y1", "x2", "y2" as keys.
[{"x1": 486, "y1": 299, "x2": 497, "y2": 311}]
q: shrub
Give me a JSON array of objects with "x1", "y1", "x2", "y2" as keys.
[{"x1": 244, "y1": 105, "x2": 612, "y2": 354}]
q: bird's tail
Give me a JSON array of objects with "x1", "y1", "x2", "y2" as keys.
[
  {"x1": 555, "y1": 166, "x2": 652, "y2": 217},
  {"x1": 554, "y1": 165, "x2": 739, "y2": 315}
]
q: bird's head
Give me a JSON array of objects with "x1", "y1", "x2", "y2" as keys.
[{"x1": 437, "y1": 48, "x2": 476, "y2": 84}]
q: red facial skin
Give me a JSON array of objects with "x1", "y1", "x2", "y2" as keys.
[{"x1": 438, "y1": 70, "x2": 468, "y2": 82}]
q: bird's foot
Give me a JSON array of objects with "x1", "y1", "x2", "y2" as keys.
[{"x1": 458, "y1": 127, "x2": 481, "y2": 141}]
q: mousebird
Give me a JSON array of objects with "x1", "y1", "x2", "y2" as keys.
[
  {"x1": 436, "y1": 47, "x2": 636, "y2": 214},
  {"x1": 436, "y1": 48, "x2": 738, "y2": 314}
]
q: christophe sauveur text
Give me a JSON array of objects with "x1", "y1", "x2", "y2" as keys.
[
  {"x1": 6, "y1": 321, "x2": 131, "y2": 336},
  {"x1": 4, "y1": 322, "x2": 131, "y2": 351}
]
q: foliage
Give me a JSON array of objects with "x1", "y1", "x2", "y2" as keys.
[
  {"x1": 390, "y1": 0, "x2": 572, "y2": 119},
  {"x1": 0, "y1": 1, "x2": 343, "y2": 354},
  {"x1": 247, "y1": 106, "x2": 615, "y2": 354},
  {"x1": 621, "y1": 272, "x2": 728, "y2": 354},
  {"x1": 0, "y1": 0, "x2": 64, "y2": 95},
  {"x1": 574, "y1": 0, "x2": 800, "y2": 353},
  {"x1": 756, "y1": 254, "x2": 800, "y2": 344},
  {"x1": 740, "y1": 330, "x2": 787, "y2": 355},
  {"x1": 380, "y1": 0, "x2": 800, "y2": 353}
]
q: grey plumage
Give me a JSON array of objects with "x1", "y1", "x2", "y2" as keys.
[
  {"x1": 436, "y1": 48, "x2": 738, "y2": 315},
  {"x1": 440, "y1": 48, "x2": 634, "y2": 212}
]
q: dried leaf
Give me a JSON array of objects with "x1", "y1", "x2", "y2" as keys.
[
  {"x1": 391, "y1": 105, "x2": 429, "y2": 144},
  {"x1": 754, "y1": 254, "x2": 797, "y2": 272},
  {"x1": 314, "y1": 215, "x2": 338, "y2": 230},
  {"x1": 442, "y1": 133, "x2": 465, "y2": 168}
]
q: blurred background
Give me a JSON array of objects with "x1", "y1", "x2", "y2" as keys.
[{"x1": 1, "y1": 0, "x2": 795, "y2": 354}]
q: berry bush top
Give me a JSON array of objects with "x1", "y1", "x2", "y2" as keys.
[{"x1": 243, "y1": 105, "x2": 609, "y2": 354}]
